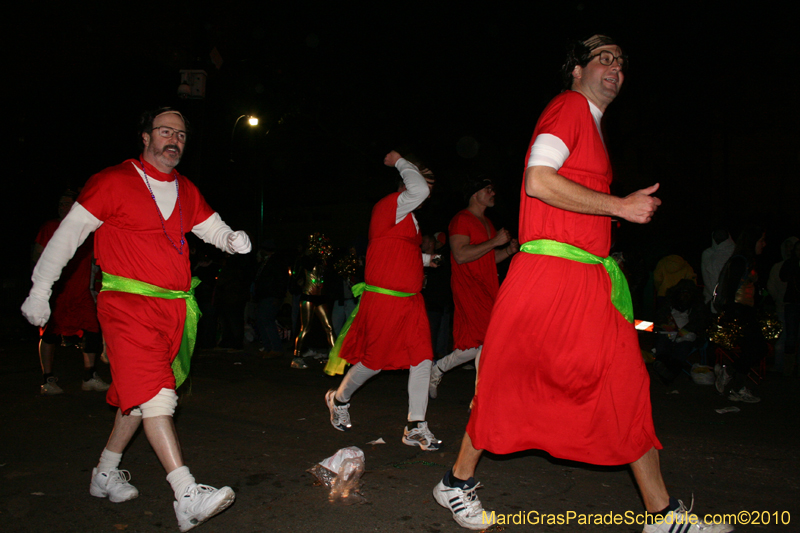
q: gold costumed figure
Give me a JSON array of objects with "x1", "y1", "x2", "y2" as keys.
[{"x1": 291, "y1": 233, "x2": 336, "y2": 369}]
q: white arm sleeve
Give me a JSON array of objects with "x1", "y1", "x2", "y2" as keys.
[
  {"x1": 192, "y1": 212, "x2": 251, "y2": 254},
  {"x1": 22, "y1": 203, "x2": 102, "y2": 326},
  {"x1": 526, "y1": 133, "x2": 570, "y2": 170},
  {"x1": 395, "y1": 158, "x2": 430, "y2": 224}
]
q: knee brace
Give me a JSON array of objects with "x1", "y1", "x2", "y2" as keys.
[{"x1": 139, "y1": 388, "x2": 178, "y2": 419}]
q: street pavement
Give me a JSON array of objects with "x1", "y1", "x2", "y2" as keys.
[{"x1": 1, "y1": 339, "x2": 798, "y2": 532}]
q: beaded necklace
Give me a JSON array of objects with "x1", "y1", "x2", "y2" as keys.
[{"x1": 140, "y1": 157, "x2": 184, "y2": 255}]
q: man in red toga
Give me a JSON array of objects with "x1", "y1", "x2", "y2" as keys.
[
  {"x1": 432, "y1": 36, "x2": 733, "y2": 533},
  {"x1": 33, "y1": 189, "x2": 109, "y2": 395},
  {"x1": 428, "y1": 177, "x2": 518, "y2": 399},
  {"x1": 325, "y1": 150, "x2": 442, "y2": 451},
  {"x1": 22, "y1": 108, "x2": 250, "y2": 532}
]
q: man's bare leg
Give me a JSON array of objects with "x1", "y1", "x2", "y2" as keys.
[
  {"x1": 452, "y1": 431, "x2": 484, "y2": 480},
  {"x1": 105, "y1": 409, "x2": 142, "y2": 453},
  {"x1": 38, "y1": 339, "x2": 63, "y2": 394},
  {"x1": 83, "y1": 351, "x2": 97, "y2": 370},
  {"x1": 630, "y1": 446, "x2": 670, "y2": 512},
  {"x1": 39, "y1": 340, "x2": 56, "y2": 374},
  {"x1": 142, "y1": 415, "x2": 184, "y2": 473}
]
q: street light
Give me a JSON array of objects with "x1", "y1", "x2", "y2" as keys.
[
  {"x1": 230, "y1": 114, "x2": 259, "y2": 162},
  {"x1": 229, "y1": 114, "x2": 262, "y2": 244}
]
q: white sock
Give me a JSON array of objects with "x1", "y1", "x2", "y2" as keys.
[
  {"x1": 96, "y1": 448, "x2": 122, "y2": 474},
  {"x1": 167, "y1": 466, "x2": 196, "y2": 499}
]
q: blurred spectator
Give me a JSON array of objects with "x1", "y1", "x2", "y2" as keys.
[
  {"x1": 653, "y1": 254, "x2": 696, "y2": 310},
  {"x1": 191, "y1": 243, "x2": 220, "y2": 350},
  {"x1": 215, "y1": 243, "x2": 255, "y2": 351},
  {"x1": 331, "y1": 246, "x2": 364, "y2": 337},
  {"x1": 253, "y1": 240, "x2": 289, "y2": 357},
  {"x1": 701, "y1": 228, "x2": 735, "y2": 313},
  {"x1": 713, "y1": 227, "x2": 768, "y2": 403},
  {"x1": 766, "y1": 236, "x2": 798, "y2": 373},
  {"x1": 779, "y1": 239, "x2": 800, "y2": 376},
  {"x1": 651, "y1": 279, "x2": 709, "y2": 384},
  {"x1": 421, "y1": 232, "x2": 452, "y2": 358}
]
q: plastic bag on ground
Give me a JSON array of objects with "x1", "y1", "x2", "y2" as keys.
[{"x1": 307, "y1": 446, "x2": 366, "y2": 504}]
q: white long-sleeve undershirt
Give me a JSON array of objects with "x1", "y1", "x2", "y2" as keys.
[{"x1": 394, "y1": 158, "x2": 430, "y2": 232}]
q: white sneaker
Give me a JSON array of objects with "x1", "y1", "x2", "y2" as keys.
[
  {"x1": 325, "y1": 389, "x2": 352, "y2": 431},
  {"x1": 41, "y1": 376, "x2": 63, "y2": 395},
  {"x1": 174, "y1": 484, "x2": 235, "y2": 532},
  {"x1": 402, "y1": 421, "x2": 441, "y2": 451},
  {"x1": 714, "y1": 364, "x2": 731, "y2": 394},
  {"x1": 642, "y1": 499, "x2": 734, "y2": 532},
  {"x1": 433, "y1": 477, "x2": 494, "y2": 530},
  {"x1": 304, "y1": 349, "x2": 328, "y2": 360},
  {"x1": 82, "y1": 372, "x2": 111, "y2": 392},
  {"x1": 429, "y1": 363, "x2": 443, "y2": 399},
  {"x1": 89, "y1": 467, "x2": 139, "y2": 503},
  {"x1": 728, "y1": 387, "x2": 760, "y2": 403}
]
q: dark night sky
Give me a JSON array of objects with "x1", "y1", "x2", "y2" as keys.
[{"x1": 8, "y1": 2, "x2": 799, "y2": 281}]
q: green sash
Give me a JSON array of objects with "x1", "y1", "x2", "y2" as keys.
[
  {"x1": 323, "y1": 282, "x2": 415, "y2": 376},
  {"x1": 101, "y1": 272, "x2": 202, "y2": 388},
  {"x1": 520, "y1": 239, "x2": 633, "y2": 323}
]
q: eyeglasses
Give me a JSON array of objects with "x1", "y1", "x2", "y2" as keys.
[
  {"x1": 152, "y1": 125, "x2": 187, "y2": 143},
  {"x1": 590, "y1": 50, "x2": 627, "y2": 69}
]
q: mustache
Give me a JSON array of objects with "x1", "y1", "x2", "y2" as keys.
[{"x1": 162, "y1": 144, "x2": 182, "y2": 154}]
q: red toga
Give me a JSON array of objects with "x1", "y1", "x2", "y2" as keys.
[
  {"x1": 467, "y1": 91, "x2": 661, "y2": 465},
  {"x1": 339, "y1": 192, "x2": 432, "y2": 370},
  {"x1": 78, "y1": 159, "x2": 215, "y2": 413},
  {"x1": 448, "y1": 210, "x2": 499, "y2": 350}
]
